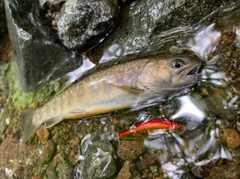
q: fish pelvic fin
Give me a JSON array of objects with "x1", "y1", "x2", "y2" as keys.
[
  {"x1": 44, "y1": 111, "x2": 87, "y2": 127},
  {"x1": 21, "y1": 109, "x2": 39, "y2": 143},
  {"x1": 45, "y1": 116, "x2": 63, "y2": 128}
]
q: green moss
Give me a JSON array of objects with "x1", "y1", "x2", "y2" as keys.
[
  {"x1": 6, "y1": 62, "x2": 70, "y2": 111},
  {"x1": 7, "y1": 68, "x2": 35, "y2": 109},
  {"x1": 6, "y1": 65, "x2": 50, "y2": 110}
]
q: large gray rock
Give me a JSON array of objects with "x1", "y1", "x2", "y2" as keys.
[
  {"x1": 4, "y1": 0, "x2": 82, "y2": 91},
  {"x1": 88, "y1": 0, "x2": 240, "y2": 64},
  {"x1": 0, "y1": 0, "x2": 8, "y2": 60},
  {"x1": 56, "y1": 0, "x2": 119, "y2": 51},
  {"x1": 75, "y1": 132, "x2": 117, "y2": 179}
]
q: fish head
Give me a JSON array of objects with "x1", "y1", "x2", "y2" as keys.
[
  {"x1": 138, "y1": 56, "x2": 203, "y2": 95},
  {"x1": 167, "y1": 56, "x2": 202, "y2": 87}
]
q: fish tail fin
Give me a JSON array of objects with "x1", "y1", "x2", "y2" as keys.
[{"x1": 21, "y1": 109, "x2": 38, "y2": 142}]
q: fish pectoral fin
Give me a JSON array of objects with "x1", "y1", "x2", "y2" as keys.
[{"x1": 108, "y1": 84, "x2": 144, "y2": 94}]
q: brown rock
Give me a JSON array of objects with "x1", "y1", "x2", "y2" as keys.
[
  {"x1": 0, "y1": 38, "x2": 12, "y2": 62},
  {"x1": 112, "y1": 118, "x2": 119, "y2": 125},
  {"x1": 208, "y1": 161, "x2": 240, "y2": 179},
  {"x1": 36, "y1": 125, "x2": 49, "y2": 144},
  {"x1": 70, "y1": 136, "x2": 80, "y2": 146},
  {"x1": 117, "y1": 161, "x2": 141, "y2": 179},
  {"x1": 117, "y1": 161, "x2": 132, "y2": 179},
  {"x1": 117, "y1": 140, "x2": 145, "y2": 161},
  {"x1": 135, "y1": 154, "x2": 157, "y2": 170},
  {"x1": 222, "y1": 128, "x2": 240, "y2": 149}
]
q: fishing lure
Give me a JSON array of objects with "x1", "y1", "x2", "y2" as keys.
[{"x1": 118, "y1": 118, "x2": 188, "y2": 139}]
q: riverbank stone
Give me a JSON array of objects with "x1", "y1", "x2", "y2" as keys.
[
  {"x1": 77, "y1": 132, "x2": 117, "y2": 179},
  {"x1": 88, "y1": 0, "x2": 240, "y2": 64},
  {"x1": 56, "y1": 0, "x2": 119, "y2": 51},
  {"x1": 0, "y1": 0, "x2": 8, "y2": 60},
  {"x1": 4, "y1": 0, "x2": 82, "y2": 91}
]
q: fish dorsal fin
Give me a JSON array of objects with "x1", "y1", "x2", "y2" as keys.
[{"x1": 108, "y1": 84, "x2": 144, "y2": 94}]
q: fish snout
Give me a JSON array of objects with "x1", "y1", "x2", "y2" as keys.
[{"x1": 187, "y1": 64, "x2": 203, "y2": 76}]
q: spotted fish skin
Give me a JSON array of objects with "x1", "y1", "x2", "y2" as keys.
[{"x1": 21, "y1": 55, "x2": 202, "y2": 141}]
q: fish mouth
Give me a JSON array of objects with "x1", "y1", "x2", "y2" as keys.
[{"x1": 186, "y1": 66, "x2": 202, "y2": 76}]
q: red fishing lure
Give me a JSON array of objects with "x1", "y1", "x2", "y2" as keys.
[{"x1": 118, "y1": 118, "x2": 188, "y2": 139}]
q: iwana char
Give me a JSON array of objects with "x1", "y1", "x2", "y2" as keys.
[{"x1": 21, "y1": 55, "x2": 202, "y2": 141}]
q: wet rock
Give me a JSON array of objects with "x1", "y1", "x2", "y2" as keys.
[
  {"x1": 55, "y1": 153, "x2": 74, "y2": 179},
  {"x1": 36, "y1": 125, "x2": 50, "y2": 144},
  {"x1": 56, "y1": 0, "x2": 119, "y2": 51},
  {"x1": 0, "y1": 62, "x2": 9, "y2": 109},
  {"x1": 0, "y1": 1, "x2": 11, "y2": 62},
  {"x1": 0, "y1": 137, "x2": 34, "y2": 178},
  {"x1": 117, "y1": 161, "x2": 132, "y2": 179},
  {"x1": 76, "y1": 132, "x2": 117, "y2": 179},
  {"x1": 150, "y1": 165, "x2": 158, "y2": 173},
  {"x1": 180, "y1": 172, "x2": 196, "y2": 179},
  {"x1": 228, "y1": 148, "x2": 240, "y2": 165},
  {"x1": 0, "y1": 62, "x2": 9, "y2": 89},
  {"x1": 4, "y1": 0, "x2": 82, "y2": 91},
  {"x1": 135, "y1": 154, "x2": 157, "y2": 171},
  {"x1": 0, "y1": 0, "x2": 9, "y2": 59},
  {"x1": 222, "y1": 128, "x2": 240, "y2": 149},
  {"x1": 0, "y1": 38, "x2": 12, "y2": 62},
  {"x1": 88, "y1": 0, "x2": 239, "y2": 64},
  {"x1": 208, "y1": 161, "x2": 240, "y2": 179},
  {"x1": 117, "y1": 140, "x2": 145, "y2": 161},
  {"x1": 40, "y1": 0, "x2": 66, "y2": 9},
  {"x1": 0, "y1": 109, "x2": 7, "y2": 139},
  {"x1": 0, "y1": 170, "x2": 7, "y2": 179},
  {"x1": 217, "y1": 8, "x2": 240, "y2": 27},
  {"x1": 191, "y1": 165, "x2": 203, "y2": 178},
  {"x1": 0, "y1": 62, "x2": 9, "y2": 139},
  {"x1": 196, "y1": 85, "x2": 240, "y2": 121},
  {"x1": 117, "y1": 161, "x2": 141, "y2": 179},
  {"x1": 46, "y1": 163, "x2": 58, "y2": 179},
  {"x1": 40, "y1": 140, "x2": 56, "y2": 164}
]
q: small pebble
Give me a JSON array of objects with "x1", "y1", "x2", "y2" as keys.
[
  {"x1": 150, "y1": 165, "x2": 158, "y2": 173},
  {"x1": 40, "y1": 140, "x2": 56, "y2": 164},
  {"x1": 117, "y1": 161, "x2": 132, "y2": 179},
  {"x1": 222, "y1": 128, "x2": 240, "y2": 149},
  {"x1": 117, "y1": 140, "x2": 145, "y2": 161},
  {"x1": 36, "y1": 125, "x2": 50, "y2": 144}
]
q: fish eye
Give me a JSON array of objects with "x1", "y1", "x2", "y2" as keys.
[{"x1": 171, "y1": 59, "x2": 185, "y2": 69}]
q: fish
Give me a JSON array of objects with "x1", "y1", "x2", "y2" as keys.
[
  {"x1": 21, "y1": 55, "x2": 202, "y2": 141},
  {"x1": 118, "y1": 118, "x2": 188, "y2": 139}
]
